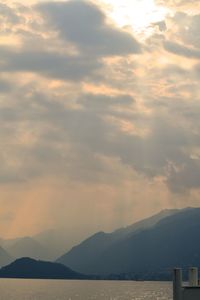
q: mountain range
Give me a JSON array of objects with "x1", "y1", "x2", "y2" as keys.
[
  {"x1": 1, "y1": 207, "x2": 200, "y2": 280},
  {"x1": 6, "y1": 237, "x2": 49, "y2": 261},
  {"x1": 57, "y1": 207, "x2": 200, "y2": 276},
  {"x1": 56, "y1": 208, "x2": 178, "y2": 272},
  {"x1": 0, "y1": 228, "x2": 89, "y2": 263},
  {"x1": 1, "y1": 209, "x2": 173, "y2": 265}
]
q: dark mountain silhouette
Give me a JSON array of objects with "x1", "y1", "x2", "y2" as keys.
[
  {"x1": 57, "y1": 208, "x2": 178, "y2": 273},
  {"x1": 0, "y1": 246, "x2": 13, "y2": 267},
  {"x1": 0, "y1": 257, "x2": 88, "y2": 279},
  {"x1": 6, "y1": 237, "x2": 50, "y2": 260},
  {"x1": 57, "y1": 207, "x2": 200, "y2": 275}
]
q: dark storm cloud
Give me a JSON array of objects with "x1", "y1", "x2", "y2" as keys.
[
  {"x1": 0, "y1": 47, "x2": 101, "y2": 80},
  {"x1": 38, "y1": 0, "x2": 141, "y2": 57},
  {"x1": 0, "y1": 0, "x2": 142, "y2": 81}
]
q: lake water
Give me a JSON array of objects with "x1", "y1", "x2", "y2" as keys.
[{"x1": 0, "y1": 279, "x2": 172, "y2": 299}]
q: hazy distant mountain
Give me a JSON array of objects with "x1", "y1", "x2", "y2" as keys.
[
  {"x1": 0, "y1": 232, "x2": 69, "y2": 262},
  {"x1": 6, "y1": 237, "x2": 49, "y2": 261},
  {"x1": 57, "y1": 208, "x2": 179, "y2": 273},
  {"x1": 0, "y1": 257, "x2": 88, "y2": 279},
  {"x1": 1, "y1": 229, "x2": 89, "y2": 262},
  {"x1": 33, "y1": 229, "x2": 72, "y2": 260},
  {"x1": 0, "y1": 246, "x2": 13, "y2": 267},
  {"x1": 34, "y1": 228, "x2": 92, "y2": 260},
  {"x1": 57, "y1": 207, "x2": 200, "y2": 275},
  {"x1": 0, "y1": 237, "x2": 22, "y2": 249}
]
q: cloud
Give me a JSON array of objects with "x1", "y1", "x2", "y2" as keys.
[
  {"x1": 0, "y1": 79, "x2": 12, "y2": 93},
  {"x1": 0, "y1": 88, "x2": 136, "y2": 183},
  {"x1": 156, "y1": 0, "x2": 200, "y2": 8},
  {"x1": 0, "y1": 51, "x2": 199, "y2": 194},
  {"x1": 161, "y1": 12, "x2": 200, "y2": 58},
  {"x1": 0, "y1": 47, "x2": 101, "y2": 80},
  {"x1": 152, "y1": 21, "x2": 167, "y2": 32},
  {"x1": 166, "y1": 159, "x2": 200, "y2": 193},
  {"x1": 0, "y1": 1, "x2": 141, "y2": 82},
  {"x1": 1, "y1": 85, "x2": 197, "y2": 195},
  {"x1": 0, "y1": 0, "x2": 200, "y2": 239},
  {"x1": 0, "y1": 3, "x2": 20, "y2": 25},
  {"x1": 168, "y1": 12, "x2": 200, "y2": 49},
  {"x1": 164, "y1": 40, "x2": 200, "y2": 58},
  {"x1": 78, "y1": 94, "x2": 134, "y2": 112},
  {"x1": 38, "y1": 0, "x2": 141, "y2": 57}
]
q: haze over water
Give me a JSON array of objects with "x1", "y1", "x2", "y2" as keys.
[{"x1": 0, "y1": 279, "x2": 172, "y2": 300}]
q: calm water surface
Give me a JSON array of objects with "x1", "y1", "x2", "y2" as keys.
[{"x1": 0, "y1": 279, "x2": 172, "y2": 300}]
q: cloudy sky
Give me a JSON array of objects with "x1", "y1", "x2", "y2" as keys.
[{"x1": 0, "y1": 0, "x2": 200, "y2": 239}]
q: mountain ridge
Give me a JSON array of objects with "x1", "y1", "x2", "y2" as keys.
[{"x1": 57, "y1": 207, "x2": 200, "y2": 275}]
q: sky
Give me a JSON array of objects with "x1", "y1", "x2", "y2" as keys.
[{"x1": 0, "y1": 0, "x2": 200, "y2": 239}]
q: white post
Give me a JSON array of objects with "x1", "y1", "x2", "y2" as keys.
[
  {"x1": 173, "y1": 268, "x2": 182, "y2": 300},
  {"x1": 189, "y1": 267, "x2": 198, "y2": 286}
]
